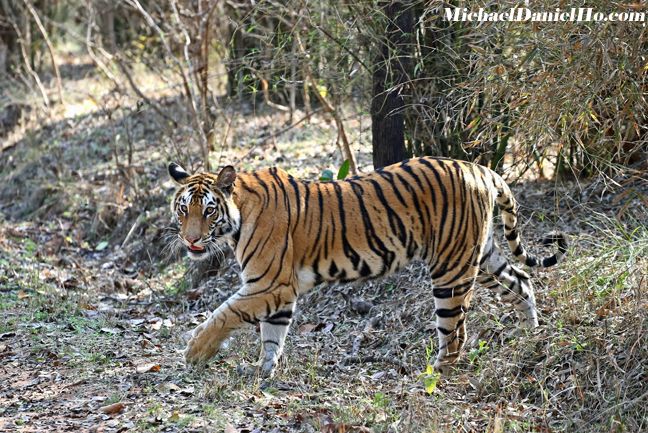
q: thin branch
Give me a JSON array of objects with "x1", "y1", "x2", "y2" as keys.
[
  {"x1": 113, "y1": 55, "x2": 178, "y2": 127},
  {"x1": 295, "y1": 33, "x2": 358, "y2": 175},
  {"x1": 84, "y1": 4, "x2": 121, "y2": 90},
  {"x1": 2, "y1": 0, "x2": 49, "y2": 110},
  {"x1": 23, "y1": 0, "x2": 64, "y2": 105}
]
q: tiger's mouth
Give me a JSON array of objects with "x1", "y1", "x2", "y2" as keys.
[
  {"x1": 187, "y1": 246, "x2": 207, "y2": 258},
  {"x1": 186, "y1": 245, "x2": 209, "y2": 260}
]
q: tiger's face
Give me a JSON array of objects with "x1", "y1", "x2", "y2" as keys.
[{"x1": 168, "y1": 163, "x2": 240, "y2": 261}]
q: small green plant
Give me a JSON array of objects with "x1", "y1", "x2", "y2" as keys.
[
  {"x1": 372, "y1": 392, "x2": 389, "y2": 409},
  {"x1": 468, "y1": 339, "x2": 490, "y2": 364},
  {"x1": 105, "y1": 393, "x2": 123, "y2": 405},
  {"x1": 21, "y1": 238, "x2": 38, "y2": 257},
  {"x1": 570, "y1": 336, "x2": 587, "y2": 352},
  {"x1": 420, "y1": 364, "x2": 440, "y2": 395},
  {"x1": 419, "y1": 338, "x2": 441, "y2": 394}
]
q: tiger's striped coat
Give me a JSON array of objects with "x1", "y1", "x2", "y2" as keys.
[{"x1": 168, "y1": 157, "x2": 566, "y2": 376}]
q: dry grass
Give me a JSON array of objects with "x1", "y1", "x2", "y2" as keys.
[{"x1": 0, "y1": 56, "x2": 646, "y2": 433}]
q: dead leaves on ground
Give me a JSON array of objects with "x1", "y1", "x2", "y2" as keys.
[
  {"x1": 135, "y1": 362, "x2": 161, "y2": 373},
  {"x1": 98, "y1": 402, "x2": 125, "y2": 415}
]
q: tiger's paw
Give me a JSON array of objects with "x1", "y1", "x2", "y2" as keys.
[
  {"x1": 184, "y1": 322, "x2": 220, "y2": 366},
  {"x1": 234, "y1": 361, "x2": 277, "y2": 379}
]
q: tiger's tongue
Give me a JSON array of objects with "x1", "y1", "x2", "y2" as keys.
[{"x1": 189, "y1": 245, "x2": 205, "y2": 251}]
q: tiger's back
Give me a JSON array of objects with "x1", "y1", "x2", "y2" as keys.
[
  {"x1": 235, "y1": 157, "x2": 495, "y2": 289},
  {"x1": 169, "y1": 157, "x2": 566, "y2": 377}
]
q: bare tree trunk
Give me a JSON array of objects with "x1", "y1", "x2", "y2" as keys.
[
  {"x1": 98, "y1": 0, "x2": 116, "y2": 53},
  {"x1": 371, "y1": 1, "x2": 413, "y2": 169}
]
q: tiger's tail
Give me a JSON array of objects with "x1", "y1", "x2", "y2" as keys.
[{"x1": 493, "y1": 176, "x2": 567, "y2": 268}]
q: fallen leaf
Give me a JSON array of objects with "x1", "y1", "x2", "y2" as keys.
[
  {"x1": 63, "y1": 277, "x2": 80, "y2": 289},
  {"x1": 186, "y1": 289, "x2": 203, "y2": 300},
  {"x1": 298, "y1": 323, "x2": 318, "y2": 334},
  {"x1": 128, "y1": 318, "x2": 146, "y2": 327},
  {"x1": 149, "y1": 319, "x2": 163, "y2": 331},
  {"x1": 136, "y1": 363, "x2": 161, "y2": 373},
  {"x1": 17, "y1": 290, "x2": 30, "y2": 299},
  {"x1": 224, "y1": 423, "x2": 238, "y2": 433},
  {"x1": 99, "y1": 402, "x2": 125, "y2": 415}
]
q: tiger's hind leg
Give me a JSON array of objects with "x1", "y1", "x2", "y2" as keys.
[
  {"x1": 479, "y1": 243, "x2": 538, "y2": 328},
  {"x1": 258, "y1": 302, "x2": 296, "y2": 377},
  {"x1": 431, "y1": 273, "x2": 478, "y2": 373}
]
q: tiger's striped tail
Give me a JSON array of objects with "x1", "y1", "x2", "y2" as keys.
[{"x1": 494, "y1": 176, "x2": 567, "y2": 268}]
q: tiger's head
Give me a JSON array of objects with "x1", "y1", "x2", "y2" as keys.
[{"x1": 167, "y1": 163, "x2": 240, "y2": 261}]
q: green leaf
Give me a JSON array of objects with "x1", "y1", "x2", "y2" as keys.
[
  {"x1": 421, "y1": 364, "x2": 440, "y2": 395},
  {"x1": 95, "y1": 241, "x2": 109, "y2": 251},
  {"x1": 337, "y1": 159, "x2": 350, "y2": 180}
]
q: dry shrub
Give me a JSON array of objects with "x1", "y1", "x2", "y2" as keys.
[
  {"x1": 406, "y1": 0, "x2": 647, "y2": 177},
  {"x1": 475, "y1": 212, "x2": 647, "y2": 432}
]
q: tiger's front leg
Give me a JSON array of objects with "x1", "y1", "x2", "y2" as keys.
[{"x1": 184, "y1": 285, "x2": 297, "y2": 377}]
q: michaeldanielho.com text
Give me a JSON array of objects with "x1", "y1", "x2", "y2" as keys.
[{"x1": 444, "y1": 7, "x2": 646, "y2": 25}]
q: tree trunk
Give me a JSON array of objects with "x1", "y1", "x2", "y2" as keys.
[{"x1": 370, "y1": 1, "x2": 413, "y2": 169}]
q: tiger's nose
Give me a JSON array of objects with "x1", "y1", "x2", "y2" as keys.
[{"x1": 185, "y1": 235, "x2": 201, "y2": 244}]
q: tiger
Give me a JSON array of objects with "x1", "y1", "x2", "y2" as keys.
[{"x1": 167, "y1": 157, "x2": 567, "y2": 377}]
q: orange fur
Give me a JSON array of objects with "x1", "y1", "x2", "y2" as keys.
[{"x1": 168, "y1": 157, "x2": 566, "y2": 376}]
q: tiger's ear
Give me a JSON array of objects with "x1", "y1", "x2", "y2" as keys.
[
  {"x1": 168, "y1": 162, "x2": 190, "y2": 185},
  {"x1": 216, "y1": 165, "x2": 237, "y2": 194}
]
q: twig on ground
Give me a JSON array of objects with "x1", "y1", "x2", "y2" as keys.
[{"x1": 348, "y1": 315, "x2": 382, "y2": 358}]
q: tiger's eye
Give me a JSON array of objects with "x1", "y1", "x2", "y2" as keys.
[
  {"x1": 205, "y1": 207, "x2": 215, "y2": 216},
  {"x1": 180, "y1": 204, "x2": 188, "y2": 214}
]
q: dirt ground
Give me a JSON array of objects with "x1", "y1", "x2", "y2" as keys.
[{"x1": 0, "y1": 60, "x2": 646, "y2": 433}]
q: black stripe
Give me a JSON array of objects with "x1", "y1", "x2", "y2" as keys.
[
  {"x1": 437, "y1": 326, "x2": 453, "y2": 335},
  {"x1": 435, "y1": 305, "x2": 464, "y2": 318},
  {"x1": 368, "y1": 179, "x2": 408, "y2": 247},
  {"x1": 265, "y1": 319, "x2": 291, "y2": 326},
  {"x1": 333, "y1": 182, "x2": 361, "y2": 269},
  {"x1": 329, "y1": 260, "x2": 339, "y2": 278},
  {"x1": 377, "y1": 170, "x2": 408, "y2": 207},
  {"x1": 513, "y1": 245, "x2": 524, "y2": 256},
  {"x1": 479, "y1": 249, "x2": 492, "y2": 265},
  {"x1": 348, "y1": 180, "x2": 395, "y2": 274},
  {"x1": 542, "y1": 256, "x2": 557, "y2": 267},
  {"x1": 526, "y1": 256, "x2": 538, "y2": 267},
  {"x1": 267, "y1": 310, "x2": 293, "y2": 321},
  {"x1": 494, "y1": 263, "x2": 507, "y2": 277}
]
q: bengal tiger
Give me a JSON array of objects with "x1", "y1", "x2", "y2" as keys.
[{"x1": 167, "y1": 157, "x2": 566, "y2": 377}]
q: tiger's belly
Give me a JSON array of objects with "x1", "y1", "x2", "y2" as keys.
[{"x1": 299, "y1": 241, "x2": 421, "y2": 291}]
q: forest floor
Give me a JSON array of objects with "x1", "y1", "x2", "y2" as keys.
[{"x1": 0, "y1": 58, "x2": 646, "y2": 433}]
